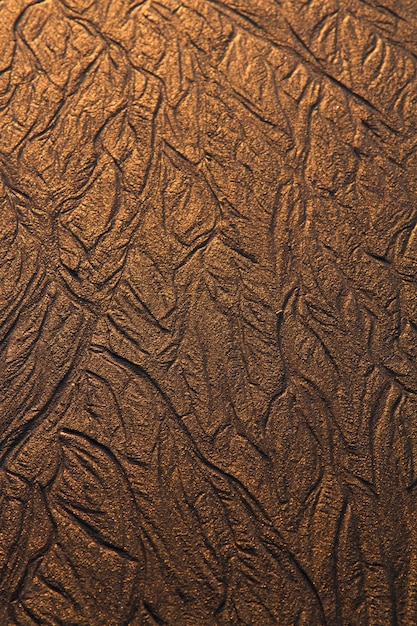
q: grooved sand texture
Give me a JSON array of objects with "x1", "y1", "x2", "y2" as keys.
[{"x1": 0, "y1": 0, "x2": 417, "y2": 624}]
